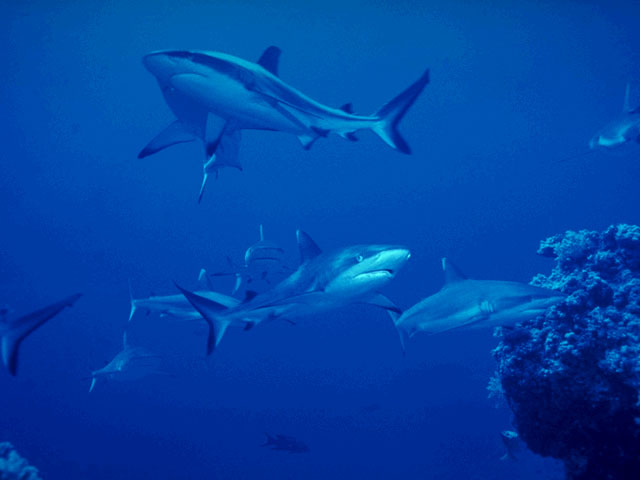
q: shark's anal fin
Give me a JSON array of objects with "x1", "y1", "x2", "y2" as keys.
[
  {"x1": 174, "y1": 283, "x2": 231, "y2": 355},
  {"x1": 138, "y1": 121, "x2": 195, "y2": 159},
  {"x1": 257, "y1": 46, "x2": 282, "y2": 77},
  {"x1": 296, "y1": 230, "x2": 322, "y2": 263}
]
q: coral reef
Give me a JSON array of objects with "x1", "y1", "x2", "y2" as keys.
[
  {"x1": 493, "y1": 224, "x2": 640, "y2": 480},
  {"x1": 0, "y1": 442, "x2": 42, "y2": 480}
]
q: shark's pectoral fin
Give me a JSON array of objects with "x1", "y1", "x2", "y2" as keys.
[
  {"x1": 138, "y1": 121, "x2": 195, "y2": 159},
  {"x1": 365, "y1": 294, "x2": 402, "y2": 314}
]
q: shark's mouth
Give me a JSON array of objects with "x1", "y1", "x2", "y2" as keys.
[{"x1": 356, "y1": 269, "x2": 394, "y2": 279}]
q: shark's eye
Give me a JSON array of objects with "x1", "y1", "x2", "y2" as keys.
[{"x1": 356, "y1": 255, "x2": 364, "y2": 263}]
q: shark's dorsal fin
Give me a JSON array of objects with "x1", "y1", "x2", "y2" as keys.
[
  {"x1": 442, "y1": 258, "x2": 467, "y2": 284},
  {"x1": 340, "y1": 103, "x2": 354, "y2": 114},
  {"x1": 623, "y1": 83, "x2": 631, "y2": 112},
  {"x1": 297, "y1": 230, "x2": 322, "y2": 263},
  {"x1": 244, "y1": 290, "x2": 258, "y2": 303},
  {"x1": 257, "y1": 46, "x2": 281, "y2": 77},
  {"x1": 198, "y1": 269, "x2": 215, "y2": 291}
]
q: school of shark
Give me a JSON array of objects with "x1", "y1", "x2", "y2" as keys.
[{"x1": 3, "y1": 43, "x2": 636, "y2": 389}]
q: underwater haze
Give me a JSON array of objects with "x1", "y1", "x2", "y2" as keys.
[{"x1": 1, "y1": 0, "x2": 639, "y2": 478}]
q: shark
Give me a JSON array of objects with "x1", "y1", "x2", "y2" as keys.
[
  {"x1": 394, "y1": 258, "x2": 565, "y2": 346},
  {"x1": 128, "y1": 269, "x2": 239, "y2": 322},
  {"x1": 139, "y1": 46, "x2": 429, "y2": 198},
  {"x1": 177, "y1": 230, "x2": 411, "y2": 354},
  {"x1": 1, "y1": 293, "x2": 82, "y2": 376},
  {"x1": 589, "y1": 83, "x2": 640, "y2": 150},
  {"x1": 210, "y1": 224, "x2": 289, "y2": 295},
  {"x1": 88, "y1": 332, "x2": 165, "y2": 392},
  {"x1": 261, "y1": 434, "x2": 309, "y2": 454}
]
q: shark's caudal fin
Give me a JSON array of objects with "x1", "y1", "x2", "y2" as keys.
[
  {"x1": 138, "y1": 121, "x2": 196, "y2": 159},
  {"x1": 1, "y1": 293, "x2": 82, "y2": 376},
  {"x1": 372, "y1": 69, "x2": 430, "y2": 154},
  {"x1": 175, "y1": 283, "x2": 231, "y2": 355},
  {"x1": 89, "y1": 377, "x2": 97, "y2": 393}
]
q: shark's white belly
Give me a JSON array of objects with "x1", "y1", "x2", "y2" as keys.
[{"x1": 170, "y1": 72, "x2": 308, "y2": 133}]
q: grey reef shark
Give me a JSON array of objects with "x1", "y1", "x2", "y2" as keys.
[
  {"x1": 590, "y1": 83, "x2": 640, "y2": 150},
  {"x1": 139, "y1": 45, "x2": 430, "y2": 201},
  {"x1": 0, "y1": 293, "x2": 82, "y2": 376},
  {"x1": 210, "y1": 224, "x2": 289, "y2": 295},
  {"x1": 128, "y1": 269, "x2": 239, "y2": 323},
  {"x1": 176, "y1": 230, "x2": 411, "y2": 354},
  {"x1": 88, "y1": 331, "x2": 166, "y2": 392},
  {"x1": 394, "y1": 258, "x2": 565, "y2": 350}
]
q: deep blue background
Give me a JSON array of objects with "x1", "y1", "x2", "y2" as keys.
[{"x1": 1, "y1": 1, "x2": 639, "y2": 478}]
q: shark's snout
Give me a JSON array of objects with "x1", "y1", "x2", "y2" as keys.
[{"x1": 142, "y1": 51, "x2": 179, "y2": 79}]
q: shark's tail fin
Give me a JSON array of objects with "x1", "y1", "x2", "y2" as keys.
[
  {"x1": 174, "y1": 283, "x2": 232, "y2": 355},
  {"x1": 372, "y1": 69, "x2": 430, "y2": 154},
  {"x1": 89, "y1": 377, "x2": 97, "y2": 393},
  {"x1": 1, "y1": 293, "x2": 82, "y2": 376}
]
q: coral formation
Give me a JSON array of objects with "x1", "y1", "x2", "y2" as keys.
[
  {"x1": 493, "y1": 224, "x2": 640, "y2": 480},
  {"x1": 0, "y1": 442, "x2": 42, "y2": 480}
]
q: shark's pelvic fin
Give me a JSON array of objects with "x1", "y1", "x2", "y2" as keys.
[
  {"x1": 138, "y1": 121, "x2": 195, "y2": 159},
  {"x1": 1, "y1": 293, "x2": 82, "y2": 376},
  {"x1": 175, "y1": 283, "x2": 231, "y2": 355},
  {"x1": 257, "y1": 46, "x2": 282, "y2": 77},
  {"x1": 296, "y1": 230, "x2": 322, "y2": 263},
  {"x1": 442, "y1": 258, "x2": 467, "y2": 285},
  {"x1": 204, "y1": 113, "x2": 227, "y2": 159},
  {"x1": 372, "y1": 68, "x2": 430, "y2": 154}
]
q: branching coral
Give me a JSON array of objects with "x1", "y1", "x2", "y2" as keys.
[
  {"x1": 493, "y1": 224, "x2": 640, "y2": 479},
  {"x1": 0, "y1": 442, "x2": 42, "y2": 480}
]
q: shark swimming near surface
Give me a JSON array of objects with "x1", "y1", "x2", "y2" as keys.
[
  {"x1": 177, "y1": 230, "x2": 410, "y2": 354},
  {"x1": 394, "y1": 258, "x2": 565, "y2": 348},
  {"x1": 0, "y1": 293, "x2": 82, "y2": 376},
  {"x1": 139, "y1": 46, "x2": 429, "y2": 200},
  {"x1": 88, "y1": 331, "x2": 165, "y2": 392},
  {"x1": 589, "y1": 83, "x2": 640, "y2": 150}
]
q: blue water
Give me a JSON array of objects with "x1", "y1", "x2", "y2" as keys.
[{"x1": 1, "y1": 1, "x2": 639, "y2": 478}]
